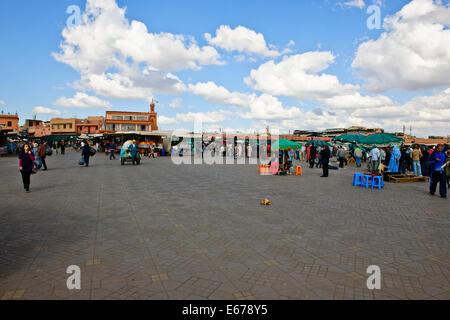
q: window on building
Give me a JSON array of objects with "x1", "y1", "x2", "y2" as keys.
[
  {"x1": 141, "y1": 125, "x2": 146, "y2": 131},
  {"x1": 52, "y1": 124, "x2": 55, "y2": 129},
  {"x1": 7, "y1": 121, "x2": 12, "y2": 127},
  {"x1": 63, "y1": 124, "x2": 67, "y2": 129},
  {"x1": 57, "y1": 124, "x2": 61, "y2": 129},
  {"x1": 124, "y1": 115, "x2": 135, "y2": 121},
  {"x1": 69, "y1": 124, "x2": 72, "y2": 129},
  {"x1": 137, "y1": 116, "x2": 148, "y2": 121},
  {"x1": 112, "y1": 116, "x2": 123, "y2": 120},
  {"x1": 122, "y1": 124, "x2": 137, "y2": 131}
]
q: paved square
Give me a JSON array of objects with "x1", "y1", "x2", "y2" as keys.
[{"x1": 0, "y1": 150, "x2": 449, "y2": 300}]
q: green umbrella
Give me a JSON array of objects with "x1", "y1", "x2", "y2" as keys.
[
  {"x1": 43, "y1": 135, "x2": 79, "y2": 142},
  {"x1": 306, "y1": 139, "x2": 331, "y2": 147},
  {"x1": 271, "y1": 139, "x2": 301, "y2": 150},
  {"x1": 332, "y1": 134, "x2": 364, "y2": 143},
  {"x1": 358, "y1": 133, "x2": 404, "y2": 147}
]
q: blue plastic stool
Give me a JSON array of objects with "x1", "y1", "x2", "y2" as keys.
[
  {"x1": 362, "y1": 175, "x2": 373, "y2": 188},
  {"x1": 372, "y1": 176, "x2": 384, "y2": 189},
  {"x1": 353, "y1": 173, "x2": 364, "y2": 187}
]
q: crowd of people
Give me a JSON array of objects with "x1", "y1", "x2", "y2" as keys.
[
  {"x1": 302, "y1": 143, "x2": 449, "y2": 199},
  {"x1": 4, "y1": 136, "x2": 450, "y2": 199}
]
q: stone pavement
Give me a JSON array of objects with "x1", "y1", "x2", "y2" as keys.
[{"x1": 0, "y1": 149, "x2": 448, "y2": 300}]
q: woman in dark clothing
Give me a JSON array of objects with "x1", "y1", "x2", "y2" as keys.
[
  {"x1": 81, "y1": 141, "x2": 90, "y2": 167},
  {"x1": 385, "y1": 148, "x2": 391, "y2": 166},
  {"x1": 19, "y1": 144, "x2": 35, "y2": 192}
]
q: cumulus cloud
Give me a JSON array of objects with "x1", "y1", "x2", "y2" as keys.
[
  {"x1": 0, "y1": 100, "x2": 5, "y2": 105},
  {"x1": 53, "y1": 92, "x2": 112, "y2": 109},
  {"x1": 33, "y1": 106, "x2": 62, "y2": 116},
  {"x1": 190, "y1": 81, "x2": 306, "y2": 121},
  {"x1": 205, "y1": 25, "x2": 281, "y2": 58},
  {"x1": 190, "y1": 78, "x2": 450, "y2": 136},
  {"x1": 189, "y1": 81, "x2": 255, "y2": 107},
  {"x1": 52, "y1": 0, "x2": 220, "y2": 100},
  {"x1": 175, "y1": 110, "x2": 232, "y2": 124},
  {"x1": 352, "y1": 0, "x2": 450, "y2": 92},
  {"x1": 158, "y1": 115, "x2": 179, "y2": 125},
  {"x1": 322, "y1": 92, "x2": 393, "y2": 109},
  {"x1": 239, "y1": 94, "x2": 303, "y2": 121},
  {"x1": 245, "y1": 52, "x2": 358, "y2": 100}
]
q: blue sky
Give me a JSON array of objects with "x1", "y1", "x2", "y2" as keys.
[{"x1": 0, "y1": 0, "x2": 449, "y2": 137}]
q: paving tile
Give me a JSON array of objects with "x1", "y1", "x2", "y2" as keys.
[{"x1": 0, "y1": 151, "x2": 448, "y2": 300}]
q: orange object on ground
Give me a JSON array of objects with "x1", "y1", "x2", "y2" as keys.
[
  {"x1": 258, "y1": 165, "x2": 271, "y2": 174},
  {"x1": 295, "y1": 166, "x2": 303, "y2": 176}
]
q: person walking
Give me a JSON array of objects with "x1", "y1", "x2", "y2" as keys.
[
  {"x1": 369, "y1": 146, "x2": 381, "y2": 172},
  {"x1": 288, "y1": 147, "x2": 295, "y2": 166},
  {"x1": 37, "y1": 142, "x2": 48, "y2": 171},
  {"x1": 354, "y1": 147, "x2": 363, "y2": 168},
  {"x1": 109, "y1": 141, "x2": 116, "y2": 160},
  {"x1": 60, "y1": 140, "x2": 65, "y2": 155},
  {"x1": 379, "y1": 147, "x2": 386, "y2": 172},
  {"x1": 309, "y1": 144, "x2": 316, "y2": 169},
  {"x1": 429, "y1": 144, "x2": 447, "y2": 199},
  {"x1": 320, "y1": 145, "x2": 331, "y2": 177},
  {"x1": 19, "y1": 144, "x2": 35, "y2": 193},
  {"x1": 337, "y1": 147, "x2": 346, "y2": 169},
  {"x1": 410, "y1": 145, "x2": 423, "y2": 177},
  {"x1": 316, "y1": 146, "x2": 322, "y2": 168},
  {"x1": 128, "y1": 140, "x2": 139, "y2": 165},
  {"x1": 445, "y1": 147, "x2": 450, "y2": 188},
  {"x1": 81, "y1": 140, "x2": 91, "y2": 167},
  {"x1": 399, "y1": 146, "x2": 407, "y2": 174}
]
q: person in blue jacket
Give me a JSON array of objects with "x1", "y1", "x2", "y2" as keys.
[
  {"x1": 128, "y1": 140, "x2": 139, "y2": 165},
  {"x1": 429, "y1": 144, "x2": 447, "y2": 199}
]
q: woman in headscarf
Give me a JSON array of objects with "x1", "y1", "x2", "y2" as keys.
[
  {"x1": 388, "y1": 146, "x2": 401, "y2": 173},
  {"x1": 19, "y1": 144, "x2": 35, "y2": 192}
]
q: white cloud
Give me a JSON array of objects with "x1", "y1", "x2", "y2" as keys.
[
  {"x1": 239, "y1": 94, "x2": 303, "y2": 121},
  {"x1": 190, "y1": 81, "x2": 305, "y2": 121},
  {"x1": 189, "y1": 81, "x2": 255, "y2": 107},
  {"x1": 190, "y1": 78, "x2": 450, "y2": 136},
  {"x1": 158, "y1": 115, "x2": 179, "y2": 125},
  {"x1": 205, "y1": 25, "x2": 281, "y2": 58},
  {"x1": 52, "y1": 0, "x2": 220, "y2": 100},
  {"x1": 322, "y1": 92, "x2": 393, "y2": 109},
  {"x1": 33, "y1": 106, "x2": 62, "y2": 116},
  {"x1": 341, "y1": 0, "x2": 366, "y2": 9},
  {"x1": 352, "y1": 0, "x2": 450, "y2": 92},
  {"x1": 175, "y1": 110, "x2": 232, "y2": 124},
  {"x1": 0, "y1": 100, "x2": 5, "y2": 105},
  {"x1": 169, "y1": 98, "x2": 184, "y2": 108},
  {"x1": 53, "y1": 92, "x2": 112, "y2": 109},
  {"x1": 245, "y1": 52, "x2": 358, "y2": 100},
  {"x1": 158, "y1": 110, "x2": 233, "y2": 125}
]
